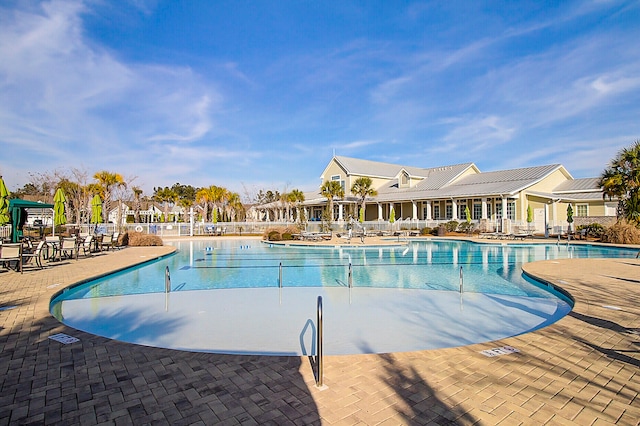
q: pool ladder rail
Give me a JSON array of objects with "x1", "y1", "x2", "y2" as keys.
[{"x1": 316, "y1": 295, "x2": 326, "y2": 389}]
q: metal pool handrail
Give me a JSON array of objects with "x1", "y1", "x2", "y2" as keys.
[{"x1": 316, "y1": 295, "x2": 324, "y2": 388}]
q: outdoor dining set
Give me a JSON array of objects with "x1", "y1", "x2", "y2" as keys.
[{"x1": 0, "y1": 232, "x2": 120, "y2": 274}]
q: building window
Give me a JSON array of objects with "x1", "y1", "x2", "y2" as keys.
[
  {"x1": 506, "y1": 201, "x2": 515, "y2": 220},
  {"x1": 487, "y1": 202, "x2": 492, "y2": 220},
  {"x1": 331, "y1": 175, "x2": 345, "y2": 192},
  {"x1": 401, "y1": 171, "x2": 409, "y2": 186},
  {"x1": 577, "y1": 204, "x2": 588, "y2": 217},
  {"x1": 473, "y1": 200, "x2": 482, "y2": 220},
  {"x1": 496, "y1": 202, "x2": 502, "y2": 220},
  {"x1": 445, "y1": 201, "x2": 453, "y2": 219},
  {"x1": 457, "y1": 200, "x2": 467, "y2": 220},
  {"x1": 433, "y1": 204, "x2": 440, "y2": 220}
]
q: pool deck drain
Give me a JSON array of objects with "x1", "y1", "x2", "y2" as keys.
[{"x1": 1, "y1": 237, "x2": 639, "y2": 424}]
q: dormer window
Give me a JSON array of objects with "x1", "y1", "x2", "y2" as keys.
[{"x1": 400, "y1": 171, "x2": 410, "y2": 187}]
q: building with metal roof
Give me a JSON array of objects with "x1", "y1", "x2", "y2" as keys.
[{"x1": 255, "y1": 155, "x2": 615, "y2": 235}]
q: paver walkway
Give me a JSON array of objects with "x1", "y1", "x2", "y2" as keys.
[{"x1": 1, "y1": 241, "x2": 639, "y2": 425}]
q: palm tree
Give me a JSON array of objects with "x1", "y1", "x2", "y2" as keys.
[
  {"x1": 153, "y1": 187, "x2": 177, "y2": 222},
  {"x1": 196, "y1": 187, "x2": 212, "y2": 221},
  {"x1": 132, "y1": 187, "x2": 143, "y2": 223},
  {"x1": 599, "y1": 140, "x2": 640, "y2": 223},
  {"x1": 320, "y1": 180, "x2": 344, "y2": 226},
  {"x1": 350, "y1": 177, "x2": 377, "y2": 222},
  {"x1": 93, "y1": 171, "x2": 126, "y2": 223},
  {"x1": 286, "y1": 189, "x2": 305, "y2": 222},
  {"x1": 210, "y1": 185, "x2": 228, "y2": 223},
  {"x1": 228, "y1": 192, "x2": 246, "y2": 222}
]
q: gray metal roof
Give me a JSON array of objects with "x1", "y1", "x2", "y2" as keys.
[
  {"x1": 333, "y1": 156, "x2": 430, "y2": 178},
  {"x1": 375, "y1": 164, "x2": 565, "y2": 201},
  {"x1": 554, "y1": 178, "x2": 601, "y2": 193}
]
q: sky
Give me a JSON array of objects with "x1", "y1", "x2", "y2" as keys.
[{"x1": 1, "y1": 0, "x2": 639, "y2": 199}]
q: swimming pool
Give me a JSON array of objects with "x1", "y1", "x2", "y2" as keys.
[{"x1": 50, "y1": 239, "x2": 636, "y2": 355}]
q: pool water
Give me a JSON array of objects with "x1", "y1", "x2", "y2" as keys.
[{"x1": 50, "y1": 240, "x2": 636, "y2": 355}]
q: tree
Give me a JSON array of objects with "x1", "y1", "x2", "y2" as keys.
[
  {"x1": 566, "y1": 204, "x2": 574, "y2": 233},
  {"x1": 599, "y1": 140, "x2": 640, "y2": 224},
  {"x1": 93, "y1": 171, "x2": 126, "y2": 223},
  {"x1": 285, "y1": 189, "x2": 305, "y2": 222},
  {"x1": 350, "y1": 177, "x2": 377, "y2": 222},
  {"x1": 320, "y1": 180, "x2": 344, "y2": 226},
  {"x1": 132, "y1": 187, "x2": 143, "y2": 223},
  {"x1": 153, "y1": 186, "x2": 177, "y2": 222}
]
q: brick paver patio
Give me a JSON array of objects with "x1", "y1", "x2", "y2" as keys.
[{"x1": 1, "y1": 238, "x2": 638, "y2": 425}]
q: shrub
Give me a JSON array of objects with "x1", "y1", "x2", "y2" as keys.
[
  {"x1": 420, "y1": 227, "x2": 432, "y2": 235},
  {"x1": 445, "y1": 221, "x2": 459, "y2": 232},
  {"x1": 577, "y1": 223, "x2": 605, "y2": 239},
  {"x1": 268, "y1": 231, "x2": 282, "y2": 241},
  {"x1": 601, "y1": 220, "x2": 640, "y2": 244},
  {"x1": 125, "y1": 231, "x2": 164, "y2": 246},
  {"x1": 458, "y1": 222, "x2": 473, "y2": 233},
  {"x1": 263, "y1": 226, "x2": 301, "y2": 241}
]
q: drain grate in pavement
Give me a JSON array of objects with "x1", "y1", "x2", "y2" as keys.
[
  {"x1": 49, "y1": 333, "x2": 80, "y2": 344},
  {"x1": 480, "y1": 346, "x2": 520, "y2": 357}
]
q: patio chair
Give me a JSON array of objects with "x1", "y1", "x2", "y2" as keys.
[
  {"x1": 60, "y1": 237, "x2": 78, "y2": 260},
  {"x1": 22, "y1": 240, "x2": 46, "y2": 270},
  {"x1": 44, "y1": 236, "x2": 61, "y2": 261},
  {"x1": 112, "y1": 232, "x2": 121, "y2": 250},
  {"x1": 0, "y1": 243, "x2": 22, "y2": 273},
  {"x1": 101, "y1": 234, "x2": 113, "y2": 251},
  {"x1": 79, "y1": 235, "x2": 94, "y2": 257}
]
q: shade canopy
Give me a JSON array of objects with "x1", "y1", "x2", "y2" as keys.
[
  {"x1": 54, "y1": 188, "x2": 67, "y2": 227},
  {"x1": 8, "y1": 199, "x2": 54, "y2": 242}
]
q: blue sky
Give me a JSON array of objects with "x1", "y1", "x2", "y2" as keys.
[{"x1": 1, "y1": 0, "x2": 639, "y2": 198}]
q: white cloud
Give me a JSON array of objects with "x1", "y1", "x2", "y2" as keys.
[{"x1": 0, "y1": 0, "x2": 223, "y2": 190}]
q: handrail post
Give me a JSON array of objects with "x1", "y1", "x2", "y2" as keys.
[
  {"x1": 459, "y1": 266, "x2": 463, "y2": 293},
  {"x1": 348, "y1": 263, "x2": 353, "y2": 288},
  {"x1": 165, "y1": 266, "x2": 171, "y2": 293},
  {"x1": 316, "y1": 296, "x2": 324, "y2": 388},
  {"x1": 279, "y1": 262, "x2": 283, "y2": 288}
]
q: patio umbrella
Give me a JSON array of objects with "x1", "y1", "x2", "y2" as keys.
[
  {"x1": 91, "y1": 194, "x2": 103, "y2": 225},
  {"x1": 0, "y1": 176, "x2": 9, "y2": 226},
  {"x1": 53, "y1": 188, "x2": 67, "y2": 227}
]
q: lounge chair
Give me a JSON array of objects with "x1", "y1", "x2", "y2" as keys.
[{"x1": 1, "y1": 243, "x2": 22, "y2": 273}]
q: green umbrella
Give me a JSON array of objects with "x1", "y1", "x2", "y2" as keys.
[
  {"x1": 91, "y1": 194, "x2": 103, "y2": 224},
  {"x1": 0, "y1": 176, "x2": 10, "y2": 226},
  {"x1": 53, "y1": 188, "x2": 67, "y2": 227}
]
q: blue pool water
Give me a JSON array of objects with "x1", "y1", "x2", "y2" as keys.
[{"x1": 50, "y1": 239, "x2": 637, "y2": 355}]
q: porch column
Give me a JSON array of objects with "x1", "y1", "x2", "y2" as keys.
[
  {"x1": 378, "y1": 203, "x2": 383, "y2": 220},
  {"x1": 501, "y1": 197, "x2": 508, "y2": 219},
  {"x1": 481, "y1": 198, "x2": 488, "y2": 219},
  {"x1": 452, "y1": 199, "x2": 458, "y2": 220},
  {"x1": 425, "y1": 200, "x2": 432, "y2": 220},
  {"x1": 338, "y1": 203, "x2": 344, "y2": 221},
  {"x1": 412, "y1": 201, "x2": 418, "y2": 220}
]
